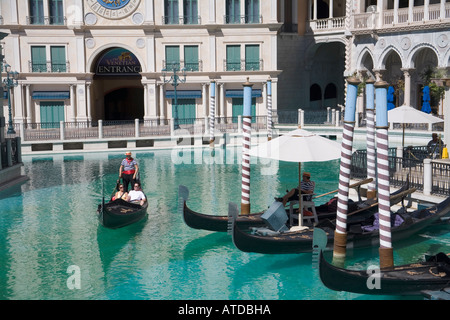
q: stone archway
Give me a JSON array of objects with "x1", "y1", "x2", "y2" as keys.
[{"x1": 89, "y1": 47, "x2": 144, "y2": 121}]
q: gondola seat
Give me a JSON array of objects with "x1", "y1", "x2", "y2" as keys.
[{"x1": 289, "y1": 194, "x2": 319, "y2": 227}]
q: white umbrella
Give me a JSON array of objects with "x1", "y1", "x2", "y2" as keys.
[
  {"x1": 249, "y1": 128, "x2": 342, "y2": 184},
  {"x1": 388, "y1": 105, "x2": 444, "y2": 147}
]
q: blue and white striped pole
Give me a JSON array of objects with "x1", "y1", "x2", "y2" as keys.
[
  {"x1": 375, "y1": 80, "x2": 393, "y2": 269},
  {"x1": 333, "y1": 76, "x2": 360, "y2": 264},
  {"x1": 365, "y1": 79, "x2": 377, "y2": 199},
  {"x1": 241, "y1": 78, "x2": 253, "y2": 214},
  {"x1": 209, "y1": 80, "x2": 216, "y2": 147},
  {"x1": 267, "y1": 78, "x2": 273, "y2": 141}
]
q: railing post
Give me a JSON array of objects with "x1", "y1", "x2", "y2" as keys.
[
  {"x1": 335, "y1": 110, "x2": 340, "y2": 127},
  {"x1": 6, "y1": 138, "x2": 12, "y2": 167},
  {"x1": 98, "y1": 120, "x2": 103, "y2": 139},
  {"x1": 135, "y1": 118, "x2": 140, "y2": 138},
  {"x1": 60, "y1": 121, "x2": 65, "y2": 141},
  {"x1": 297, "y1": 109, "x2": 302, "y2": 127},
  {"x1": 423, "y1": 158, "x2": 432, "y2": 196},
  {"x1": 15, "y1": 136, "x2": 22, "y2": 163},
  {"x1": 238, "y1": 115, "x2": 242, "y2": 133},
  {"x1": 170, "y1": 118, "x2": 175, "y2": 136},
  {"x1": 20, "y1": 122, "x2": 25, "y2": 140}
]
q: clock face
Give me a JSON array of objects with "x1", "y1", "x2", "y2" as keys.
[{"x1": 87, "y1": 0, "x2": 140, "y2": 19}]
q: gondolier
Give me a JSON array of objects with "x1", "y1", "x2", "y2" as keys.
[{"x1": 119, "y1": 151, "x2": 139, "y2": 193}]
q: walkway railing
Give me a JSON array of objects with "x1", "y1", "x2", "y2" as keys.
[
  {"x1": 3, "y1": 107, "x2": 444, "y2": 142},
  {"x1": 351, "y1": 147, "x2": 450, "y2": 196}
]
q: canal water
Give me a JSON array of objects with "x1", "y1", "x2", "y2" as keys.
[{"x1": 0, "y1": 146, "x2": 448, "y2": 300}]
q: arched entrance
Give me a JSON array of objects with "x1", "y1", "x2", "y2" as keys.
[
  {"x1": 90, "y1": 47, "x2": 144, "y2": 121},
  {"x1": 104, "y1": 87, "x2": 144, "y2": 120}
]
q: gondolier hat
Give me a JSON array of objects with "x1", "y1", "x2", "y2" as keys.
[
  {"x1": 303, "y1": 172, "x2": 311, "y2": 177},
  {"x1": 125, "y1": 151, "x2": 132, "y2": 155}
]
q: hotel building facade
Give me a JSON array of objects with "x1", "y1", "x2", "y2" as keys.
[{"x1": 0, "y1": 0, "x2": 449, "y2": 140}]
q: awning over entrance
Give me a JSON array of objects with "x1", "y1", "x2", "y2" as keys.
[
  {"x1": 225, "y1": 89, "x2": 262, "y2": 98},
  {"x1": 32, "y1": 91, "x2": 70, "y2": 100},
  {"x1": 165, "y1": 90, "x2": 202, "y2": 99}
]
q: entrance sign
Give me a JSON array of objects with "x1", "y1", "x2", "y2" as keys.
[
  {"x1": 87, "y1": 0, "x2": 140, "y2": 19},
  {"x1": 96, "y1": 48, "x2": 141, "y2": 75}
]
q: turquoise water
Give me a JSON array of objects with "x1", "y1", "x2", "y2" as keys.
[{"x1": 0, "y1": 146, "x2": 448, "y2": 300}]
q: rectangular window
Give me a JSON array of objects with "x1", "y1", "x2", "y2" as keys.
[
  {"x1": 40, "y1": 101, "x2": 65, "y2": 128},
  {"x1": 245, "y1": 0, "x2": 259, "y2": 23},
  {"x1": 245, "y1": 44, "x2": 260, "y2": 71},
  {"x1": 183, "y1": 0, "x2": 198, "y2": 24},
  {"x1": 165, "y1": 0, "x2": 179, "y2": 24},
  {"x1": 51, "y1": 46, "x2": 66, "y2": 72},
  {"x1": 184, "y1": 46, "x2": 199, "y2": 71},
  {"x1": 226, "y1": 0, "x2": 240, "y2": 24},
  {"x1": 29, "y1": 0, "x2": 44, "y2": 24},
  {"x1": 49, "y1": 0, "x2": 64, "y2": 25},
  {"x1": 165, "y1": 46, "x2": 180, "y2": 71},
  {"x1": 31, "y1": 46, "x2": 47, "y2": 72},
  {"x1": 226, "y1": 45, "x2": 241, "y2": 71},
  {"x1": 173, "y1": 98, "x2": 196, "y2": 124}
]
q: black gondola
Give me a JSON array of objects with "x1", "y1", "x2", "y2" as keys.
[
  {"x1": 231, "y1": 195, "x2": 450, "y2": 254},
  {"x1": 318, "y1": 251, "x2": 450, "y2": 296},
  {"x1": 178, "y1": 180, "x2": 410, "y2": 233},
  {"x1": 97, "y1": 197, "x2": 148, "y2": 229}
]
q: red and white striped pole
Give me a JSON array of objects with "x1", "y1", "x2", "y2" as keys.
[
  {"x1": 375, "y1": 80, "x2": 394, "y2": 269},
  {"x1": 209, "y1": 80, "x2": 216, "y2": 147},
  {"x1": 241, "y1": 78, "x2": 253, "y2": 215},
  {"x1": 333, "y1": 76, "x2": 360, "y2": 265},
  {"x1": 365, "y1": 79, "x2": 377, "y2": 199}
]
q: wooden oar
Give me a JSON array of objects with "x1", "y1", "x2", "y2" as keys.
[
  {"x1": 347, "y1": 187, "x2": 416, "y2": 217},
  {"x1": 314, "y1": 178, "x2": 374, "y2": 199}
]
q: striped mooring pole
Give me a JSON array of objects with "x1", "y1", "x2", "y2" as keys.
[
  {"x1": 209, "y1": 80, "x2": 216, "y2": 147},
  {"x1": 365, "y1": 79, "x2": 377, "y2": 199},
  {"x1": 241, "y1": 78, "x2": 253, "y2": 215},
  {"x1": 267, "y1": 77, "x2": 273, "y2": 141},
  {"x1": 332, "y1": 76, "x2": 360, "y2": 265},
  {"x1": 375, "y1": 80, "x2": 394, "y2": 270}
]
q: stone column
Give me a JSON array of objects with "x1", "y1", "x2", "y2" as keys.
[{"x1": 401, "y1": 68, "x2": 413, "y2": 107}]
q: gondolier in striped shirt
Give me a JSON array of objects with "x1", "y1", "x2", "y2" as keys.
[
  {"x1": 280, "y1": 172, "x2": 315, "y2": 206},
  {"x1": 119, "y1": 151, "x2": 139, "y2": 193}
]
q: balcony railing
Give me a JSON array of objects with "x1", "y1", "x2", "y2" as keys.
[
  {"x1": 351, "y1": 3, "x2": 450, "y2": 32},
  {"x1": 224, "y1": 59, "x2": 263, "y2": 71},
  {"x1": 26, "y1": 16, "x2": 67, "y2": 25},
  {"x1": 307, "y1": 3, "x2": 450, "y2": 34},
  {"x1": 162, "y1": 60, "x2": 203, "y2": 72},
  {"x1": 28, "y1": 61, "x2": 70, "y2": 73},
  {"x1": 223, "y1": 15, "x2": 262, "y2": 24},
  {"x1": 162, "y1": 15, "x2": 201, "y2": 25}
]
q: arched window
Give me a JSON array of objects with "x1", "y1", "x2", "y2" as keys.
[
  {"x1": 324, "y1": 83, "x2": 337, "y2": 99},
  {"x1": 310, "y1": 84, "x2": 322, "y2": 101}
]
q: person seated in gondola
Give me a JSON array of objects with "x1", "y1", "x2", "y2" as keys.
[
  {"x1": 276, "y1": 172, "x2": 315, "y2": 206},
  {"x1": 112, "y1": 183, "x2": 128, "y2": 201},
  {"x1": 127, "y1": 182, "x2": 146, "y2": 206}
]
